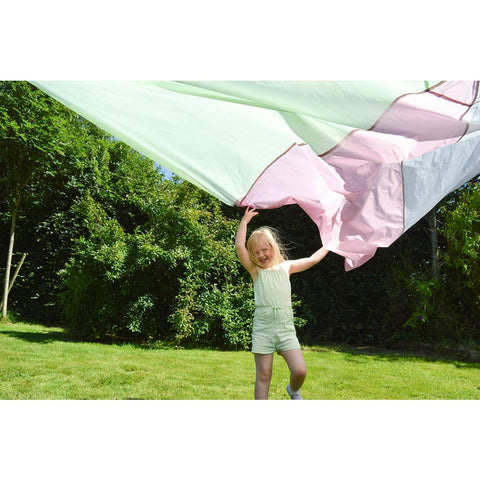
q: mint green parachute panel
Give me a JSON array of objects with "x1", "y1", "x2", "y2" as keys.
[{"x1": 33, "y1": 81, "x2": 480, "y2": 270}]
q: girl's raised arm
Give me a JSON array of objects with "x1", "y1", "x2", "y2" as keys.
[
  {"x1": 288, "y1": 246, "x2": 329, "y2": 275},
  {"x1": 235, "y1": 207, "x2": 258, "y2": 274}
]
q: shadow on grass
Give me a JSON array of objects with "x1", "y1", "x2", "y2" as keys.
[
  {"x1": 0, "y1": 328, "x2": 74, "y2": 344},
  {"x1": 0, "y1": 323, "x2": 174, "y2": 350},
  {"x1": 306, "y1": 344, "x2": 480, "y2": 369}
]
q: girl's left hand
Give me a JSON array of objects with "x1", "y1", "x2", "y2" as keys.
[{"x1": 242, "y1": 206, "x2": 258, "y2": 223}]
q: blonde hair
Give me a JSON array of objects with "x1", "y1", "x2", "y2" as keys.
[{"x1": 246, "y1": 227, "x2": 289, "y2": 267}]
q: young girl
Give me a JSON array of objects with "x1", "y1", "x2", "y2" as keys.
[{"x1": 235, "y1": 207, "x2": 329, "y2": 400}]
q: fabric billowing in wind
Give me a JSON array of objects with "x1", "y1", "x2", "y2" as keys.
[{"x1": 32, "y1": 81, "x2": 480, "y2": 270}]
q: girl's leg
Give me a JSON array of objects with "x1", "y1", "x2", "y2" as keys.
[
  {"x1": 280, "y1": 349, "x2": 307, "y2": 392},
  {"x1": 254, "y1": 353, "x2": 274, "y2": 399}
]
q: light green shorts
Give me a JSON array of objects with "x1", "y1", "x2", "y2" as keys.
[{"x1": 251, "y1": 306, "x2": 301, "y2": 354}]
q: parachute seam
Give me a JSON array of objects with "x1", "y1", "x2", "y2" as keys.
[{"x1": 238, "y1": 143, "x2": 300, "y2": 205}]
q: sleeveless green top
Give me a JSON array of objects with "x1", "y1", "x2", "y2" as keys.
[{"x1": 253, "y1": 262, "x2": 292, "y2": 308}]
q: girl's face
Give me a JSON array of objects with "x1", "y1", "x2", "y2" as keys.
[{"x1": 252, "y1": 238, "x2": 274, "y2": 269}]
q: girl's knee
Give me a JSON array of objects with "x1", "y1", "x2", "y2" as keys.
[
  {"x1": 294, "y1": 365, "x2": 307, "y2": 380},
  {"x1": 290, "y1": 362, "x2": 306, "y2": 380},
  {"x1": 256, "y1": 366, "x2": 272, "y2": 383},
  {"x1": 282, "y1": 350, "x2": 307, "y2": 379}
]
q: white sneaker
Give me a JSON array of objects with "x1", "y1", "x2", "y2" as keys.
[{"x1": 286, "y1": 385, "x2": 303, "y2": 400}]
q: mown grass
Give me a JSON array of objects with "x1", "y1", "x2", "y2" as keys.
[{"x1": 1, "y1": 321, "x2": 479, "y2": 399}]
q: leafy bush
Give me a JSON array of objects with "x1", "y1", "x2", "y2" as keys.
[
  {"x1": 383, "y1": 181, "x2": 480, "y2": 346},
  {"x1": 438, "y1": 181, "x2": 480, "y2": 341},
  {"x1": 59, "y1": 181, "x2": 256, "y2": 349}
]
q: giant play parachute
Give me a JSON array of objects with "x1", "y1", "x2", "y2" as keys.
[{"x1": 32, "y1": 81, "x2": 480, "y2": 270}]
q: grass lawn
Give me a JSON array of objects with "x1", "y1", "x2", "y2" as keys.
[{"x1": 1, "y1": 321, "x2": 479, "y2": 399}]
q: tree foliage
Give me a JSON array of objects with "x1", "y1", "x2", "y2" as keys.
[{"x1": 1, "y1": 81, "x2": 126, "y2": 322}]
